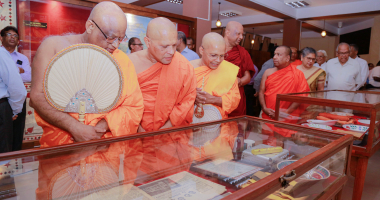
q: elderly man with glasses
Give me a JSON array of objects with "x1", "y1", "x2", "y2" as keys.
[
  {"x1": 1, "y1": 26, "x2": 31, "y2": 151},
  {"x1": 325, "y1": 43, "x2": 361, "y2": 91},
  {"x1": 128, "y1": 37, "x2": 144, "y2": 54},
  {"x1": 29, "y1": 1, "x2": 144, "y2": 147}
]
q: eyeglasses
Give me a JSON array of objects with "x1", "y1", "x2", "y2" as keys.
[
  {"x1": 305, "y1": 57, "x2": 316, "y2": 62},
  {"x1": 337, "y1": 51, "x2": 350, "y2": 55},
  {"x1": 132, "y1": 44, "x2": 144, "y2": 46},
  {"x1": 91, "y1": 20, "x2": 126, "y2": 44},
  {"x1": 6, "y1": 33, "x2": 18, "y2": 38}
]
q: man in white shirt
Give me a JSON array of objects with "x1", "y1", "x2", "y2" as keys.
[
  {"x1": 0, "y1": 47, "x2": 26, "y2": 153},
  {"x1": 350, "y1": 44, "x2": 368, "y2": 90},
  {"x1": 314, "y1": 50, "x2": 327, "y2": 71},
  {"x1": 326, "y1": 43, "x2": 361, "y2": 91},
  {"x1": 368, "y1": 66, "x2": 380, "y2": 88},
  {"x1": 176, "y1": 31, "x2": 199, "y2": 61},
  {"x1": 1, "y1": 26, "x2": 31, "y2": 151}
]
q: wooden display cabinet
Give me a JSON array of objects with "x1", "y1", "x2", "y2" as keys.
[
  {"x1": 275, "y1": 90, "x2": 380, "y2": 199},
  {"x1": 0, "y1": 116, "x2": 352, "y2": 200}
]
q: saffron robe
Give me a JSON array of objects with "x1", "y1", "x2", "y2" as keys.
[
  {"x1": 290, "y1": 59, "x2": 302, "y2": 67},
  {"x1": 225, "y1": 45, "x2": 256, "y2": 117},
  {"x1": 35, "y1": 49, "x2": 144, "y2": 148},
  {"x1": 194, "y1": 60, "x2": 240, "y2": 119},
  {"x1": 262, "y1": 64, "x2": 310, "y2": 120},
  {"x1": 35, "y1": 140, "x2": 144, "y2": 199},
  {"x1": 137, "y1": 52, "x2": 196, "y2": 175}
]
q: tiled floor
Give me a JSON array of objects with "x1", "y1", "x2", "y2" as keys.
[{"x1": 342, "y1": 150, "x2": 380, "y2": 200}]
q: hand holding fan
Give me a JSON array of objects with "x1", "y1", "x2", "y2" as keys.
[{"x1": 43, "y1": 44, "x2": 123, "y2": 124}]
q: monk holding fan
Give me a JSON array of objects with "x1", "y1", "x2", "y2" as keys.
[{"x1": 30, "y1": 2, "x2": 144, "y2": 147}]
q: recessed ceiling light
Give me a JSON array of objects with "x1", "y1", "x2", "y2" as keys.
[
  {"x1": 284, "y1": 0, "x2": 309, "y2": 8},
  {"x1": 166, "y1": 0, "x2": 183, "y2": 4},
  {"x1": 219, "y1": 10, "x2": 242, "y2": 17}
]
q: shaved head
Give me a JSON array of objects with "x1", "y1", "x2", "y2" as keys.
[
  {"x1": 145, "y1": 17, "x2": 177, "y2": 64},
  {"x1": 290, "y1": 47, "x2": 298, "y2": 62},
  {"x1": 85, "y1": 1, "x2": 127, "y2": 53},
  {"x1": 200, "y1": 32, "x2": 226, "y2": 70},
  {"x1": 224, "y1": 21, "x2": 244, "y2": 48}
]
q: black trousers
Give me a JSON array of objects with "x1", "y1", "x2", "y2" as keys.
[
  {"x1": 12, "y1": 101, "x2": 26, "y2": 151},
  {"x1": 0, "y1": 100, "x2": 13, "y2": 153},
  {"x1": 244, "y1": 85, "x2": 261, "y2": 117}
]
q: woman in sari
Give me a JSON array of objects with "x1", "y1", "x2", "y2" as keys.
[
  {"x1": 296, "y1": 47, "x2": 326, "y2": 123},
  {"x1": 296, "y1": 47, "x2": 326, "y2": 91}
]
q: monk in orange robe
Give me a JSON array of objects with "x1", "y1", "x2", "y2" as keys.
[
  {"x1": 290, "y1": 47, "x2": 302, "y2": 67},
  {"x1": 129, "y1": 18, "x2": 196, "y2": 176},
  {"x1": 190, "y1": 32, "x2": 240, "y2": 161},
  {"x1": 259, "y1": 45, "x2": 310, "y2": 120},
  {"x1": 30, "y1": 2, "x2": 144, "y2": 148},
  {"x1": 224, "y1": 21, "x2": 256, "y2": 117},
  {"x1": 191, "y1": 32, "x2": 240, "y2": 119}
]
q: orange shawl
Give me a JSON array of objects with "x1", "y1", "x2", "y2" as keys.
[
  {"x1": 262, "y1": 64, "x2": 310, "y2": 120},
  {"x1": 194, "y1": 60, "x2": 240, "y2": 119},
  {"x1": 137, "y1": 52, "x2": 196, "y2": 175},
  {"x1": 35, "y1": 49, "x2": 144, "y2": 148}
]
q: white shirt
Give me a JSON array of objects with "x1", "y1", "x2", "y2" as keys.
[
  {"x1": 369, "y1": 66, "x2": 380, "y2": 87},
  {"x1": 1, "y1": 46, "x2": 31, "y2": 82},
  {"x1": 313, "y1": 62, "x2": 327, "y2": 71},
  {"x1": 353, "y1": 56, "x2": 369, "y2": 89},
  {"x1": 0, "y1": 48, "x2": 27, "y2": 116},
  {"x1": 180, "y1": 47, "x2": 199, "y2": 61},
  {"x1": 326, "y1": 57, "x2": 361, "y2": 91}
]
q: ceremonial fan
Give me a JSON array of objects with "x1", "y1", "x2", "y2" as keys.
[
  {"x1": 192, "y1": 77, "x2": 222, "y2": 157},
  {"x1": 43, "y1": 43, "x2": 123, "y2": 124},
  {"x1": 43, "y1": 44, "x2": 124, "y2": 199}
]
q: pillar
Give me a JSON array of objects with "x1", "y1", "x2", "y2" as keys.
[
  {"x1": 183, "y1": 0, "x2": 212, "y2": 53},
  {"x1": 283, "y1": 19, "x2": 301, "y2": 49}
]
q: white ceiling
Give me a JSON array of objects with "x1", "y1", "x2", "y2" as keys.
[
  {"x1": 145, "y1": 0, "x2": 380, "y2": 38},
  {"x1": 147, "y1": 0, "x2": 264, "y2": 19},
  {"x1": 146, "y1": 1, "x2": 183, "y2": 15},
  {"x1": 277, "y1": 0, "x2": 368, "y2": 8},
  {"x1": 111, "y1": 0, "x2": 139, "y2": 4}
]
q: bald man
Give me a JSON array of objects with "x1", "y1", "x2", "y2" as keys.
[
  {"x1": 191, "y1": 33, "x2": 240, "y2": 119},
  {"x1": 129, "y1": 17, "x2": 195, "y2": 174},
  {"x1": 259, "y1": 46, "x2": 309, "y2": 120},
  {"x1": 224, "y1": 21, "x2": 255, "y2": 117},
  {"x1": 30, "y1": 2, "x2": 144, "y2": 147},
  {"x1": 290, "y1": 47, "x2": 302, "y2": 67}
]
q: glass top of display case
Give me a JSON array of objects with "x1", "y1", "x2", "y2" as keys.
[
  {"x1": 0, "y1": 117, "x2": 352, "y2": 200},
  {"x1": 278, "y1": 90, "x2": 380, "y2": 106}
]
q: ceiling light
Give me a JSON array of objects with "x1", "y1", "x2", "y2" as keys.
[
  {"x1": 216, "y1": 2, "x2": 222, "y2": 27},
  {"x1": 284, "y1": 1, "x2": 309, "y2": 8},
  {"x1": 321, "y1": 20, "x2": 326, "y2": 38},
  {"x1": 166, "y1": 0, "x2": 183, "y2": 4},
  {"x1": 338, "y1": 22, "x2": 343, "y2": 28},
  {"x1": 219, "y1": 10, "x2": 242, "y2": 18}
]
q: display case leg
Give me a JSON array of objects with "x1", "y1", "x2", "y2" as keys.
[{"x1": 352, "y1": 157, "x2": 369, "y2": 200}]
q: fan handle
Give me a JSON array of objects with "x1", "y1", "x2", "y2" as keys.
[{"x1": 79, "y1": 101, "x2": 85, "y2": 124}]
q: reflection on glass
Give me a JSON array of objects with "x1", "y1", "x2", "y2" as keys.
[{"x1": 0, "y1": 119, "x2": 346, "y2": 200}]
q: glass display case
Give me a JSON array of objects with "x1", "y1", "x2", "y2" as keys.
[
  {"x1": 274, "y1": 90, "x2": 380, "y2": 199},
  {"x1": 0, "y1": 117, "x2": 352, "y2": 200}
]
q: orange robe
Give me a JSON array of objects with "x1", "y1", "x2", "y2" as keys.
[
  {"x1": 262, "y1": 64, "x2": 310, "y2": 120},
  {"x1": 192, "y1": 61, "x2": 240, "y2": 161},
  {"x1": 194, "y1": 60, "x2": 241, "y2": 119},
  {"x1": 137, "y1": 52, "x2": 196, "y2": 175},
  {"x1": 35, "y1": 49, "x2": 144, "y2": 148},
  {"x1": 290, "y1": 59, "x2": 302, "y2": 67},
  {"x1": 36, "y1": 140, "x2": 144, "y2": 199},
  {"x1": 225, "y1": 45, "x2": 256, "y2": 117}
]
